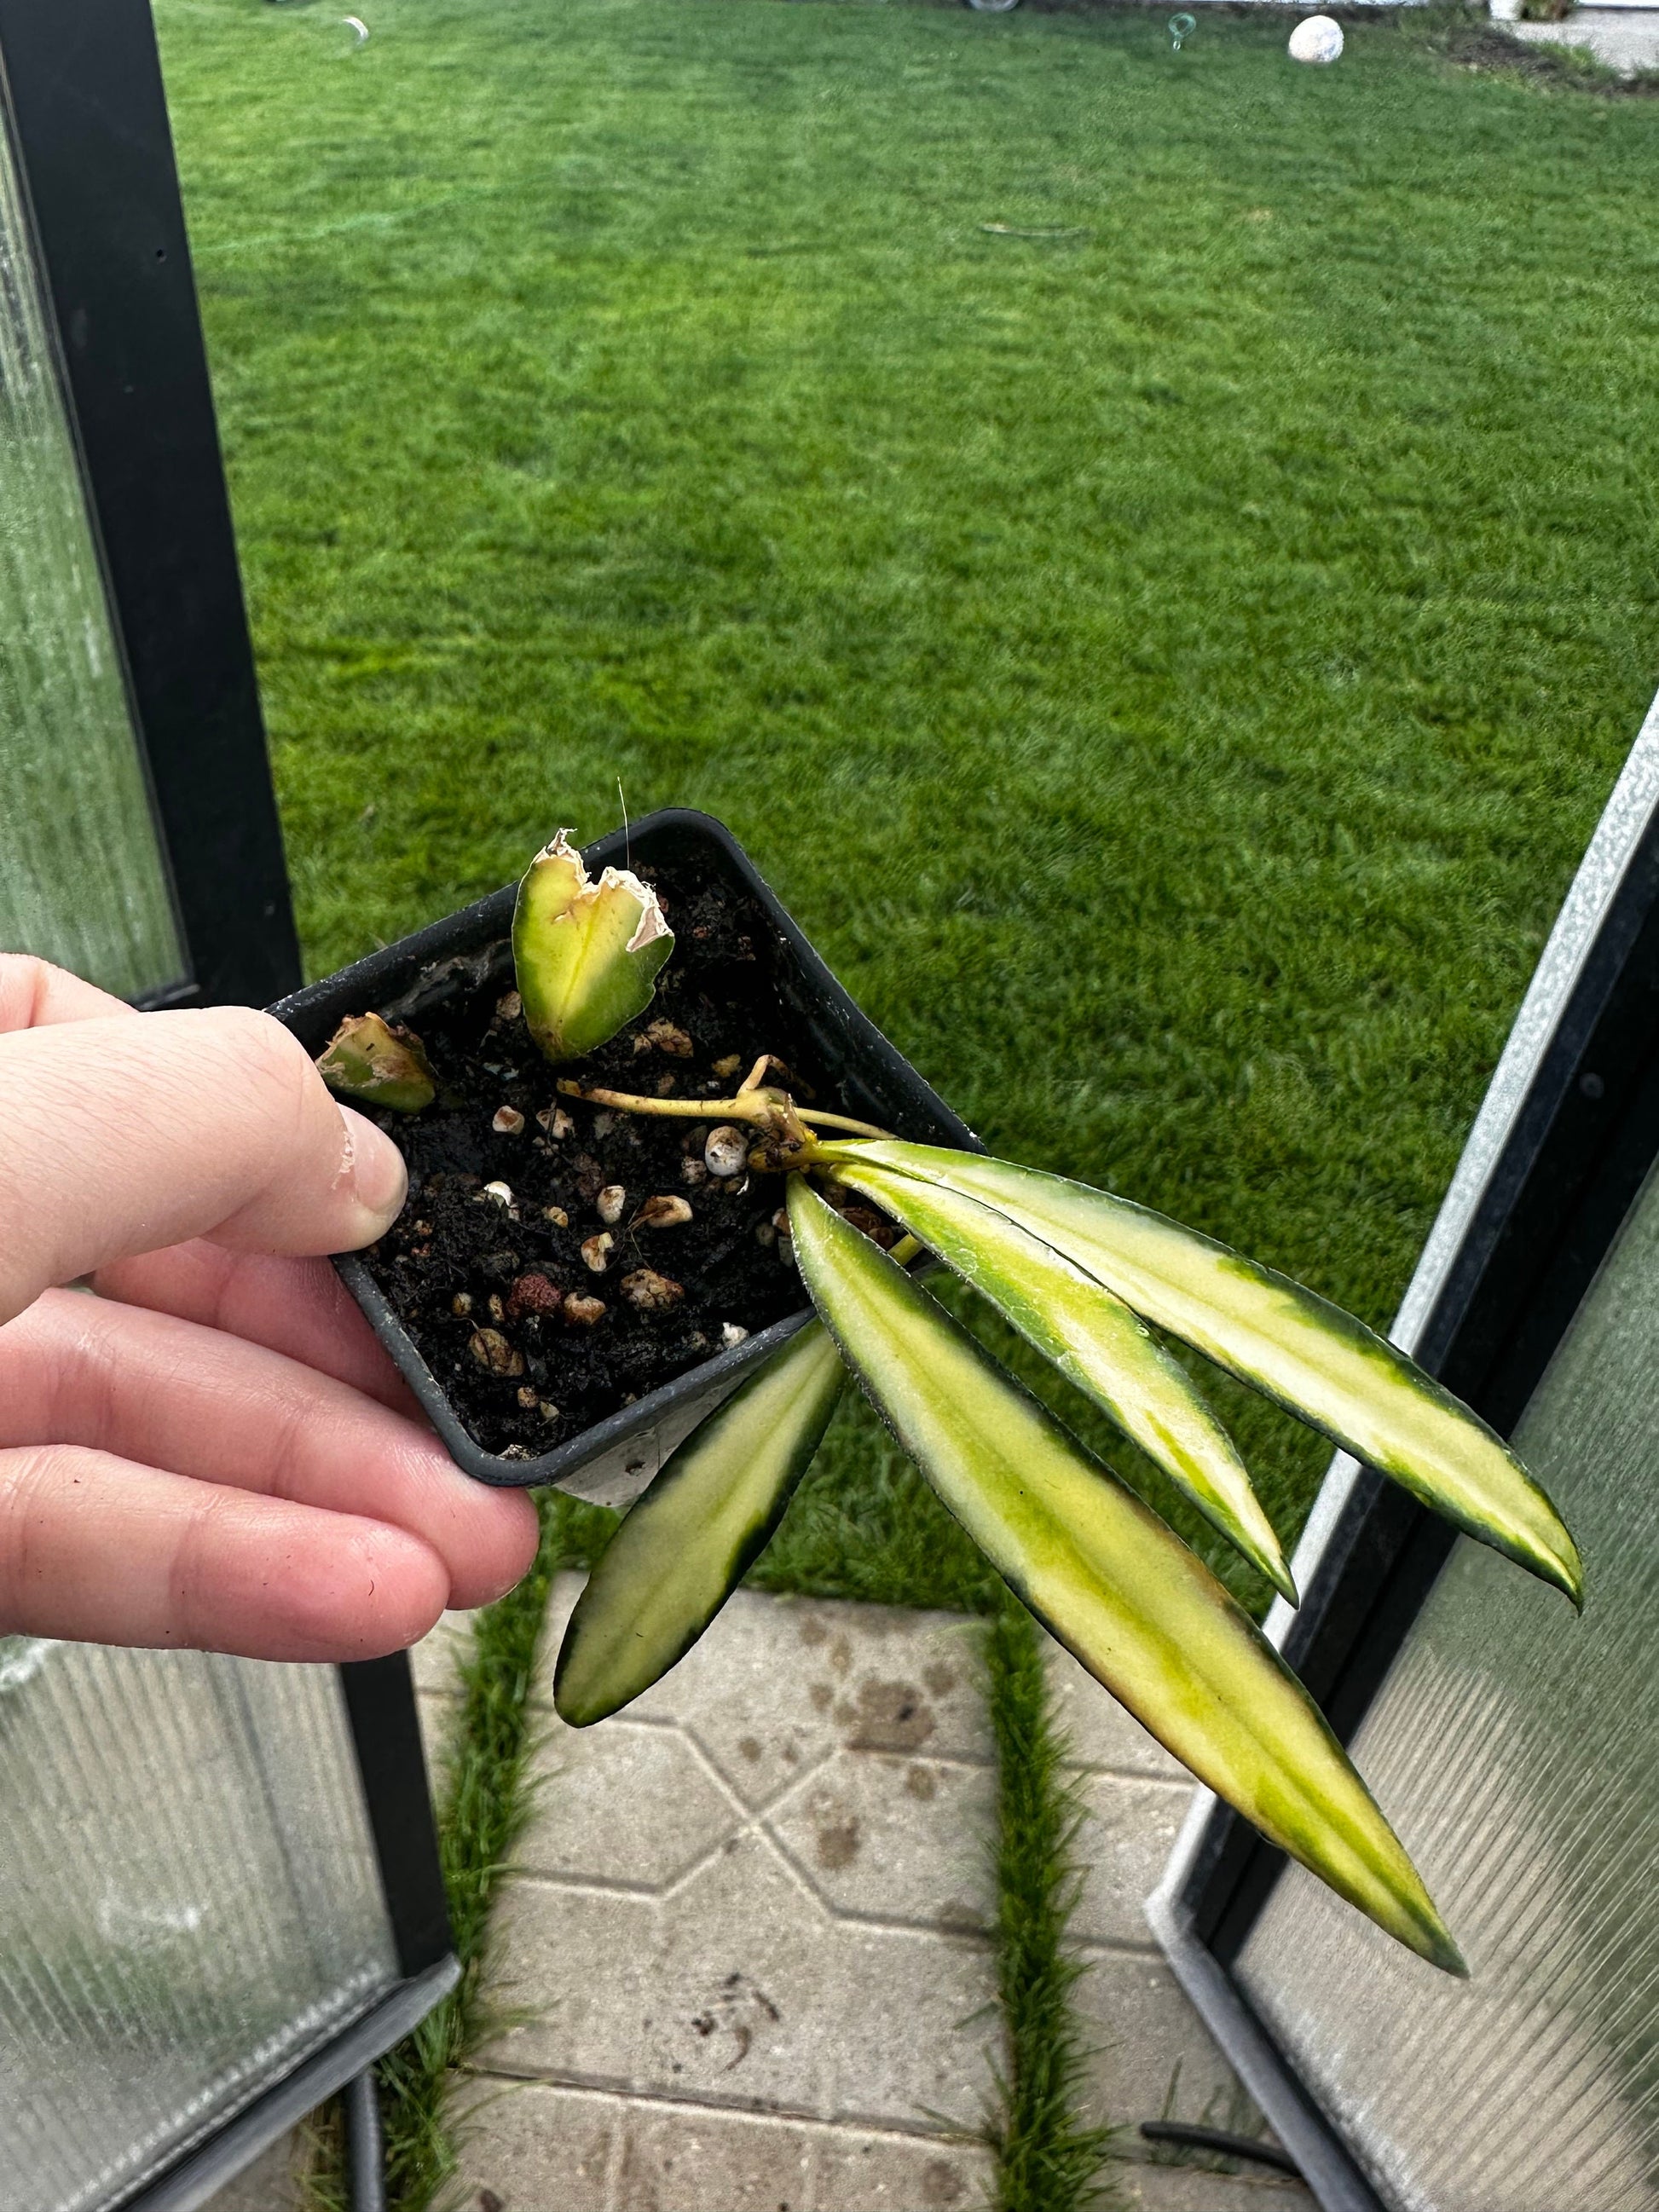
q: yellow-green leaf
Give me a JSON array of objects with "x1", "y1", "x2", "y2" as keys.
[
  {"x1": 829, "y1": 1158, "x2": 1293, "y2": 1602},
  {"x1": 789, "y1": 1179, "x2": 1463, "y2": 1972},
  {"x1": 314, "y1": 1012, "x2": 436, "y2": 1113},
  {"x1": 513, "y1": 829, "x2": 674, "y2": 1064},
  {"x1": 818, "y1": 1141, "x2": 1581, "y2": 1607},
  {"x1": 554, "y1": 1323, "x2": 844, "y2": 1726}
]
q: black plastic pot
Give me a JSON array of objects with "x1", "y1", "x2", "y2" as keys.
[{"x1": 271, "y1": 810, "x2": 980, "y2": 1506}]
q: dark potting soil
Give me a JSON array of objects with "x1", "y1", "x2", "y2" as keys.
[{"x1": 355, "y1": 858, "x2": 851, "y2": 1460}]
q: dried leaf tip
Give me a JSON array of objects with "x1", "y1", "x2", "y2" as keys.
[
  {"x1": 512, "y1": 829, "x2": 675, "y2": 1064},
  {"x1": 315, "y1": 1012, "x2": 436, "y2": 1113}
]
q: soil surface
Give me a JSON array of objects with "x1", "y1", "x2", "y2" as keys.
[{"x1": 355, "y1": 859, "x2": 855, "y2": 1459}]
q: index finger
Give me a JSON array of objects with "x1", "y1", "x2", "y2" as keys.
[
  {"x1": 0, "y1": 954, "x2": 134, "y2": 1031},
  {"x1": 0, "y1": 1006, "x2": 408, "y2": 1325}
]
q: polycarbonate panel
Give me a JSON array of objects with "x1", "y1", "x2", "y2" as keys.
[
  {"x1": 0, "y1": 1641, "x2": 399, "y2": 2212},
  {"x1": 0, "y1": 105, "x2": 183, "y2": 1000},
  {"x1": 1236, "y1": 1158, "x2": 1659, "y2": 2212}
]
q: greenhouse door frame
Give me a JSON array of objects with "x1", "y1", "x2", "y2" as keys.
[
  {"x1": 0, "y1": 7, "x2": 454, "y2": 2204},
  {"x1": 0, "y1": 0, "x2": 299, "y2": 1012},
  {"x1": 1148, "y1": 689, "x2": 1659, "y2": 2211}
]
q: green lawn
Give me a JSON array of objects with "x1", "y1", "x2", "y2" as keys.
[{"x1": 159, "y1": 0, "x2": 1658, "y2": 1605}]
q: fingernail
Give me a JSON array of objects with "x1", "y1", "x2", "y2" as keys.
[{"x1": 339, "y1": 1103, "x2": 408, "y2": 1225}]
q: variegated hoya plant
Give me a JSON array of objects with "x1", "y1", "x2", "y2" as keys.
[{"x1": 320, "y1": 831, "x2": 1583, "y2": 1976}]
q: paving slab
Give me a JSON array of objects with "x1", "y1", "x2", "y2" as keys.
[
  {"x1": 483, "y1": 1580, "x2": 1003, "y2": 2142},
  {"x1": 1507, "y1": 6, "x2": 1659, "y2": 73},
  {"x1": 1113, "y1": 2159, "x2": 1317, "y2": 2209},
  {"x1": 452, "y1": 2079, "x2": 989, "y2": 2212},
  {"x1": 209, "y1": 1587, "x2": 1311, "y2": 2209}
]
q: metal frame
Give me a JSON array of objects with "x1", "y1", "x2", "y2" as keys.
[
  {"x1": 1147, "y1": 686, "x2": 1659, "y2": 2209},
  {"x1": 0, "y1": 8, "x2": 455, "y2": 2203},
  {"x1": 0, "y1": 0, "x2": 301, "y2": 1011},
  {"x1": 113, "y1": 1648, "x2": 455, "y2": 2212}
]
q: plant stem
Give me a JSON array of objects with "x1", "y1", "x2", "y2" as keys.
[
  {"x1": 554, "y1": 1077, "x2": 891, "y2": 1141},
  {"x1": 985, "y1": 1593, "x2": 1119, "y2": 2212}
]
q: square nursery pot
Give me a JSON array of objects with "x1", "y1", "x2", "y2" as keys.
[{"x1": 271, "y1": 810, "x2": 981, "y2": 1509}]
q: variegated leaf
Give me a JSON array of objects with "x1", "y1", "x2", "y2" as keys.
[
  {"x1": 828, "y1": 1158, "x2": 1293, "y2": 1601},
  {"x1": 554, "y1": 1323, "x2": 844, "y2": 1725},
  {"x1": 789, "y1": 1178, "x2": 1462, "y2": 1972},
  {"x1": 815, "y1": 1141, "x2": 1581, "y2": 1607}
]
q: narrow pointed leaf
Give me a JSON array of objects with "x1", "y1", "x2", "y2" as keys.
[
  {"x1": 789, "y1": 1181, "x2": 1462, "y2": 1972},
  {"x1": 818, "y1": 1141, "x2": 1581, "y2": 1607},
  {"x1": 315, "y1": 1012, "x2": 436, "y2": 1113},
  {"x1": 554, "y1": 1324, "x2": 844, "y2": 1726},
  {"x1": 513, "y1": 829, "x2": 674, "y2": 1064},
  {"x1": 830, "y1": 1159, "x2": 1294, "y2": 1602}
]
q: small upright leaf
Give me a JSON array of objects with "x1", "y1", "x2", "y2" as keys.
[
  {"x1": 513, "y1": 829, "x2": 674, "y2": 1064},
  {"x1": 817, "y1": 1141, "x2": 1582, "y2": 1608},
  {"x1": 314, "y1": 1013, "x2": 436, "y2": 1113},
  {"x1": 788, "y1": 1180, "x2": 1463, "y2": 1972},
  {"x1": 555, "y1": 1323, "x2": 845, "y2": 1725},
  {"x1": 830, "y1": 1158, "x2": 1294, "y2": 1602}
]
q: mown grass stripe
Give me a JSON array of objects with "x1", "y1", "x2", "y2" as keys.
[{"x1": 985, "y1": 1595, "x2": 1119, "y2": 2212}]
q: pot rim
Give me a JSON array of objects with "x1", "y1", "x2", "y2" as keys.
[{"x1": 270, "y1": 809, "x2": 980, "y2": 1492}]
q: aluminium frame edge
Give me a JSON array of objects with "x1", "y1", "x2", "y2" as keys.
[
  {"x1": 0, "y1": 0, "x2": 301, "y2": 1010},
  {"x1": 1146, "y1": 680, "x2": 1659, "y2": 2209},
  {"x1": 115, "y1": 1956, "x2": 460, "y2": 2212}
]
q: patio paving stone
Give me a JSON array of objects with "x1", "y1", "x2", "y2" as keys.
[{"x1": 208, "y1": 1584, "x2": 1312, "y2": 2209}]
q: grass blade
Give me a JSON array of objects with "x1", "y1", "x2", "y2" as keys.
[
  {"x1": 818, "y1": 1141, "x2": 1581, "y2": 1606},
  {"x1": 830, "y1": 1158, "x2": 1294, "y2": 1603},
  {"x1": 788, "y1": 1179, "x2": 1464, "y2": 1972},
  {"x1": 554, "y1": 1323, "x2": 845, "y2": 1724}
]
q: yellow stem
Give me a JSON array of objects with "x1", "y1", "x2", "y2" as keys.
[
  {"x1": 795, "y1": 1107, "x2": 892, "y2": 1140},
  {"x1": 553, "y1": 1077, "x2": 891, "y2": 1142}
]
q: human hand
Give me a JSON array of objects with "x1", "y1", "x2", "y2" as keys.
[{"x1": 0, "y1": 956, "x2": 540, "y2": 1661}]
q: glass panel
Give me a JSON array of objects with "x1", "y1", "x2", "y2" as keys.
[
  {"x1": 0, "y1": 107, "x2": 183, "y2": 1002},
  {"x1": 0, "y1": 1643, "x2": 400, "y2": 2212},
  {"x1": 1235, "y1": 1159, "x2": 1659, "y2": 2212}
]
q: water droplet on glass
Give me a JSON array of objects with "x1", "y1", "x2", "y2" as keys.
[{"x1": 342, "y1": 14, "x2": 369, "y2": 45}]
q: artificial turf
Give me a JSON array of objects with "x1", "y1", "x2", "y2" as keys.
[{"x1": 158, "y1": 0, "x2": 1659, "y2": 1603}]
